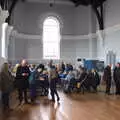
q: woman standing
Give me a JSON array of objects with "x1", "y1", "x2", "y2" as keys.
[
  {"x1": 49, "y1": 66, "x2": 60, "y2": 102},
  {"x1": 0, "y1": 63, "x2": 13, "y2": 111}
]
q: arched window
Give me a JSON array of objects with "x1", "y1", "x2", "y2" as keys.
[{"x1": 43, "y1": 17, "x2": 60, "y2": 60}]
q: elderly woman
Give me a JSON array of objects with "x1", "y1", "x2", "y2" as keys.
[{"x1": 0, "y1": 63, "x2": 13, "y2": 111}]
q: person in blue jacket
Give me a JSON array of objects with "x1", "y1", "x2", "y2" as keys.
[{"x1": 29, "y1": 64, "x2": 36, "y2": 103}]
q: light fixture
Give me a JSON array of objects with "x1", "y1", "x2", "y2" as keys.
[{"x1": 49, "y1": 0, "x2": 55, "y2": 7}]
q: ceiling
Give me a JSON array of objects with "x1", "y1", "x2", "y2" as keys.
[
  {"x1": 70, "y1": 0, "x2": 106, "y2": 7},
  {"x1": 26, "y1": 0, "x2": 106, "y2": 7},
  {"x1": 26, "y1": 0, "x2": 74, "y2": 5},
  {"x1": 0, "y1": 0, "x2": 107, "y2": 10},
  {"x1": 0, "y1": 0, "x2": 106, "y2": 28}
]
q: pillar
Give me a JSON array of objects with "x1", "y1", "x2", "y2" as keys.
[{"x1": 0, "y1": 5, "x2": 9, "y2": 66}]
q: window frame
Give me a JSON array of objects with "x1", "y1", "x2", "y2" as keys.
[{"x1": 42, "y1": 16, "x2": 60, "y2": 60}]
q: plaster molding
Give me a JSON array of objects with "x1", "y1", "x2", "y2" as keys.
[
  {"x1": 12, "y1": 23, "x2": 120, "y2": 41},
  {"x1": 8, "y1": 58, "x2": 76, "y2": 64},
  {"x1": 97, "y1": 24, "x2": 120, "y2": 35},
  {"x1": 105, "y1": 24, "x2": 120, "y2": 34},
  {"x1": 16, "y1": 33, "x2": 42, "y2": 39},
  {"x1": 13, "y1": 32, "x2": 97, "y2": 41},
  {"x1": 14, "y1": 33, "x2": 97, "y2": 40},
  {"x1": 0, "y1": 6, "x2": 9, "y2": 25}
]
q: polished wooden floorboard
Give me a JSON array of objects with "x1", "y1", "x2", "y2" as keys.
[{"x1": 1, "y1": 92, "x2": 120, "y2": 120}]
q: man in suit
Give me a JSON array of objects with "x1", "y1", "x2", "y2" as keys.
[
  {"x1": 103, "y1": 65, "x2": 112, "y2": 95},
  {"x1": 114, "y1": 63, "x2": 120, "y2": 95}
]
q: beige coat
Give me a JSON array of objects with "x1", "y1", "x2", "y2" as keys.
[
  {"x1": 49, "y1": 68, "x2": 58, "y2": 81},
  {"x1": 0, "y1": 71, "x2": 13, "y2": 92}
]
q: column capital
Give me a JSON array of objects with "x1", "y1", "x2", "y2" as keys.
[{"x1": 0, "y1": 6, "x2": 9, "y2": 25}]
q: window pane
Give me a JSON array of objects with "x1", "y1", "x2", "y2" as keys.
[
  {"x1": 43, "y1": 43, "x2": 59, "y2": 59},
  {"x1": 43, "y1": 17, "x2": 60, "y2": 60}
]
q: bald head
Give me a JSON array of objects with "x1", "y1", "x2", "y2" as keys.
[{"x1": 21, "y1": 59, "x2": 27, "y2": 67}]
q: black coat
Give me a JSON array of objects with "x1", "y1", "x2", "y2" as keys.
[
  {"x1": 37, "y1": 64, "x2": 45, "y2": 71},
  {"x1": 94, "y1": 72, "x2": 100, "y2": 86},
  {"x1": 61, "y1": 63, "x2": 65, "y2": 72},
  {"x1": 103, "y1": 67, "x2": 111, "y2": 81},
  {"x1": 114, "y1": 67, "x2": 120, "y2": 83},
  {"x1": 15, "y1": 66, "x2": 30, "y2": 89},
  {"x1": 103, "y1": 66, "x2": 111, "y2": 85},
  {"x1": 85, "y1": 73, "x2": 96, "y2": 87},
  {"x1": 79, "y1": 72, "x2": 87, "y2": 82}
]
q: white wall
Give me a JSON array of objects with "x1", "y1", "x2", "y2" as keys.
[
  {"x1": 8, "y1": 2, "x2": 98, "y2": 63},
  {"x1": 26, "y1": 39, "x2": 42, "y2": 61},
  {"x1": 76, "y1": 39, "x2": 89, "y2": 59},
  {"x1": 74, "y1": 6, "x2": 97, "y2": 35},
  {"x1": 73, "y1": 6, "x2": 89, "y2": 35},
  {"x1": 97, "y1": 30, "x2": 120, "y2": 64},
  {"x1": 61, "y1": 40, "x2": 76, "y2": 62},
  {"x1": 15, "y1": 38, "x2": 27, "y2": 60},
  {"x1": 97, "y1": 0, "x2": 120, "y2": 64},
  {"x1": 13, "y1": 2, "x2": 75, "y2": 35},
  {"x1": 105, "y1": 0, "x2": 120, "y2": 28},
  {"x1": 6, "y1": 0, "x2": 120, "y2": 66},
  {"x1": 10, "y1": 35, "x2": 94, "y2": 64}
]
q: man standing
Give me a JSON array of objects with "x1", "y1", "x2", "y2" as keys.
[
  {"x1": 16, "y1": 60, "x2": 30, "y2": 104},
  {"x1": 113, "y1": 63, "x2": 120, "y2": 95},
  {"x1": 103, "y1": 65, "x2": 112, "y2": 95}
]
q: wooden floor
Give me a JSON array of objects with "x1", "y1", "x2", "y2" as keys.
[{"x1": 1, "y1": 92, "x2": 120, "y2": 120}]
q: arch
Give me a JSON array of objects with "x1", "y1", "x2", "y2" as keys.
[{"x1": 39, "y1": 12, "x2": 63, "y2": 34}]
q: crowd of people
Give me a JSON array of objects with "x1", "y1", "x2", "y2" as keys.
[{"x1": 0, "y1": 59, "x2": 120, "y2": 112}]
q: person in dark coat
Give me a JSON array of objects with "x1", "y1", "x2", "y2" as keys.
[
  {"x1": 78, "y1": 67, "x2": 87, "y2": 82},
  {"x1": 85, "y1": 70, "x2": 97, "y2": 92},
  {"x1": 103, "y1": 65, "x2": 112, "y2": 95},
  {"x1": 16, "y1": 60, "x2": 30, "y2": 104},
  {"x1": 0, "y1": 63, "x2": 14, "y2": 111},
  {"x1": 113, "y1": 63, "x2": 120, "y2": 95},
  {"x1": 39, "y1": 70, "x2": 49, "y2": 96},
  {"x1": 92, "y1": 69, "x2": 100, "y2": 89},
  {"x1": 36, "y1": 64, "x2": 45, "y2": 72},
  {"x1": 29, "y1": 64, "x2": 36, "y2": 102},
  {"x1": 61, "y1": 61, "x2": 65, "y2": 72}
]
